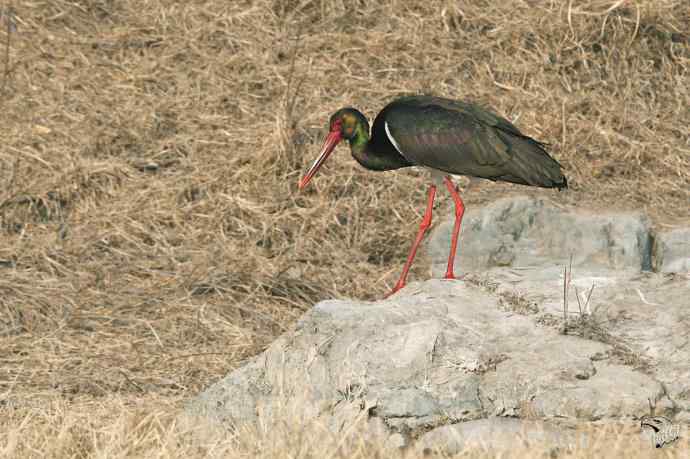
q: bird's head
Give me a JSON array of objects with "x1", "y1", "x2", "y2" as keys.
[{"x1": 298, "y1": 108, "x2": 369, "y2": 190}]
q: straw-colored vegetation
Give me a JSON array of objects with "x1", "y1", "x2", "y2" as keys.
[{"x1": 0, "y1": 0, "x2": 687, "y2": 456}]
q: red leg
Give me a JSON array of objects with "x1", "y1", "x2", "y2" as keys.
[
  {"x1": 443, "y1": 176, "x2": 465, "y2": 280},
  {"x1": 386, "y1": 185, "x2": 437, "y2": 297}
]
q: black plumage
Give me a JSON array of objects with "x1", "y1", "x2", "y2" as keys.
[{"x1": 369, "y1": 95, "x2": 567, "y2": 189}]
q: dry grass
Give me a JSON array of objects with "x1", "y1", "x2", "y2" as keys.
[
  {"x1": 0, "y1": 0, "x2": 688, "y2": 456},
  {"x1": 1, "y1": 395, "x2": 689, "y2": 457}
]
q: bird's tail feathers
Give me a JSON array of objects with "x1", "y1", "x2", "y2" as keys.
[{"x1": 497, "y1": 131, "x2": 568, "y2": 189}]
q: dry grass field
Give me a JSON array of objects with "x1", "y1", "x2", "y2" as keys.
[{"x1": 0, "y1": 0, "x2": 688, "y2": 456}]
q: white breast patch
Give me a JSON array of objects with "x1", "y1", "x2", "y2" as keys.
[{"x1": 384, "y1": 121, "x2": 409, "y2": 161}]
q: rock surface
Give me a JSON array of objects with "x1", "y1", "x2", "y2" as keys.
[
  {"x1": 185, "y1": 196, "x2": 690, "y2": 453},
  {"x1": 653, "y1": 227, "x2": 690, "y2": 274},
  {"x1": 428, "y1": 195, "x2": 654, "y2": 276},
  {"x1": 415, "y1": 418, "x2": 586, "y2": 454}
]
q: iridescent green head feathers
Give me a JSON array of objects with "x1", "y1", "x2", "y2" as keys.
[{"x1": 329, "y1": 108, "x2": 370, "y2": 141}]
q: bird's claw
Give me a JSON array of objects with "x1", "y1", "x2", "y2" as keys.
[
  {"x1": 384, "y1": 283, "x2": 405, "y2": 299},
  {"x1": 385, "y1": 274, "x2": 463, "y2": 299}
]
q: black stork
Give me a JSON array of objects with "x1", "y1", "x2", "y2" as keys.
[{"x1": 298, "y1": 95, "x2": 567, "y2": 297}]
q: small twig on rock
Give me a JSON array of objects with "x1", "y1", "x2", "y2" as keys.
[
  {"x1": 575, "y1": 286, "x2": 583, "y2": 315},
  {"x1": 563, "y1": 265, "x2": 568, "y2": 333},
  {"x1": 562, "y1": 254, "x2": 572, "y2": 334},
  {"x1": 648, "y1": 396, "x2": 656, "y2": 416},
  {"x1": 584, "y1": 283, "x2": 595, "y2": 315}
]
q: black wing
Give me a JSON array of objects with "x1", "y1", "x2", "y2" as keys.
[{"x1": 377, "y1": 96, "x2": 567, "y2": 189}]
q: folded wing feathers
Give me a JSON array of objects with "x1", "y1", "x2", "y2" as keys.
[{"x1": 383, "y1": 98, "x2": 567, "y2": 189}]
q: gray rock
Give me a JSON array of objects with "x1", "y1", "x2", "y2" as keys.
[
  {"x1": 184, "y1": 196, "x2": 690, "y2": 454},
  {"x1": 416, "y1": 417, "x2": 681, "y2": 454},
  {"x1": 415, "y1": 418, "x2": 585, "y2": 454},
  {"x1": 429, "y1": 195, "x2": 653, "y2": 276},
  {"x1": 447, "y1": 267, "x2": 690, "y2": 416},
  {"x1": 653, "y1": 228, "x2": 690, "y2": 273},
  {"x1": 185, "y1": 278, "x2": 681, "y2": 433},
  {"x1": 429, "y1": 196, "x2": 690, "y2": 413}
]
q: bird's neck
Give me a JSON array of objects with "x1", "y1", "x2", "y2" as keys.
[
  {"x1": 349, "y1": 123, "x2": 370, "y2": 159},
  {"x1": 348, "y1": 123, "x2": 409, "y2": 171}
]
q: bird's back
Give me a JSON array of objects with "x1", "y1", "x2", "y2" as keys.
[{"x1": 375, "y1": 95, "x2": 567, "y2": 189}]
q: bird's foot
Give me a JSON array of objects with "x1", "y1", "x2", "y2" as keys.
[
  {"x1": 443, "y1": 272, "x2": 465, "y2": 281},
  {"x1": 384, "y1": 282, "x2": 405, "y2": 299}
]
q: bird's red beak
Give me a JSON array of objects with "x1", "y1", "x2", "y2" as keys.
[{"x1": 298, "y1": 129, "x2": 343, "y2": 190}]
